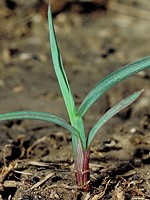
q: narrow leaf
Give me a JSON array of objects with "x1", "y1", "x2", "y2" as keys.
[
  {"x1": 0, "y1": 111, "x2": 79, "y2": 137},
  {"x1": 87, "y1": 90, "x2": 143, "y2": 147},
  {"x1": 77, "y1": 56, "x2": 150, "y2": 117},
  {"x1": 48, "y1": 5, "x2": 86, "y2": 149},
  {"x1": 48, "y1": 5, "x2": 76, "y2": 119}
]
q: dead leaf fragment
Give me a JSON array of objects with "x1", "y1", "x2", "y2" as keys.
[{"x1": 112, "y1": 186, "x2": 125, "y2": 200}]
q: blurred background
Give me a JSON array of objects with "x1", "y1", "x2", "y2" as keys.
[
  {"x1": 0, "y1": 1, "x2": 150, "y2": 199},
  {"x1": 0, "y1": 0, "x2": 149, "y2": 115}
]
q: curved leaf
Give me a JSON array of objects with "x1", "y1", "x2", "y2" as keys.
[
  {"x1": 87, "y1": 90, "x2": 143, "y2": 147},
  {"x1": 0, "y1": 111, "x2": 79, "y2": 137},
  {"x1": 77, "y1": 56, "x2": 150, "y2": 117}
]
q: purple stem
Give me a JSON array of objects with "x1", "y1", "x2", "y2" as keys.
[{"x1": 75, "y1": 141, "x2": 90, "y2": 191}]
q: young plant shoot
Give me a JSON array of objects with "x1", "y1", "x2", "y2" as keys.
[{"x1": 0, "y1": 5, "x2": 150, "y2": 191}]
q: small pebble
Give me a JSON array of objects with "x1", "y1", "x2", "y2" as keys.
[{"x1": 130, "y1": 127, "x2": 136, "y2": 133}]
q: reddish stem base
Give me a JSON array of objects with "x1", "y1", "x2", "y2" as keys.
[{"x1": 75, "y1": 149, "x2": 90, "y2": 192}]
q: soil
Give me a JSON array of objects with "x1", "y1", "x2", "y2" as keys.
[{"x1": 0, "y1": 0, "x2": 150, "y2": 199}]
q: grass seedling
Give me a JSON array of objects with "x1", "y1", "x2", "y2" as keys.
[{"x1": 0, "y1": 5, "x2": 150, "y2": 191}]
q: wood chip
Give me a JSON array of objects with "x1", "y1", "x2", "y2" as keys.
[
  {"x1": 0, "y1": 160, "x2": 18, "y2": 183},
  {"x1": 92, "y1": 180, "x2": 110, "y2": 200},
  {"x1": 30, "y1": 172, "x2": 54, "y2": 190},
  {"x1": 3, "y1": 180, "x2": 21, "y2": 188}
]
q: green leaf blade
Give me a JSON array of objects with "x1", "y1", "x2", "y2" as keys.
[
  {"x1": 48, "y1": 5, "x2": 76, "y2": 119},
  {"x1": 0, "y1": 111, "x2": 78, "y2": 137},
  {"x1": 87, "y1": 90, "x2": 143, "y2": 147},
  {"x1": 48, "y1": 6, "x2": 86, "y2": 149},
  {"x1": 77, "y1": 56, "x2": 150, "y2": 117}
]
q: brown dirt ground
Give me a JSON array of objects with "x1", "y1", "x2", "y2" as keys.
[{"x1": 0, "y1": 0, "x2": 150, "y2": 199}]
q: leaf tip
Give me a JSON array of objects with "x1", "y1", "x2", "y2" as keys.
[
  {"x1": 48, "y1": 1, "x2": 52, "y2": 15},
  {"x1": 138, "y1": 89, "x2": 144, "y2": 96}
]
